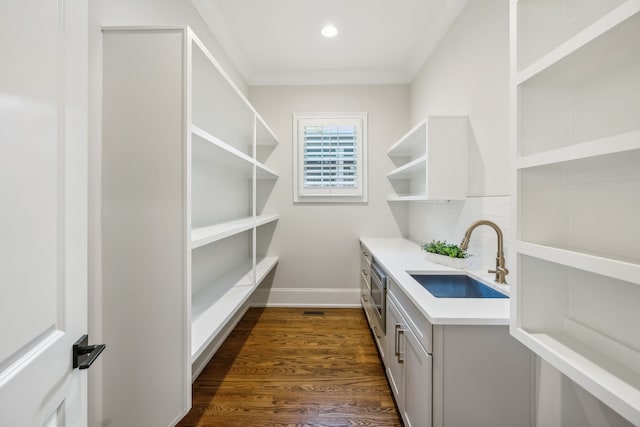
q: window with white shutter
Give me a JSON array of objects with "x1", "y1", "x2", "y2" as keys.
[{"x1": 293, "y1": 113, "x2": 367, "y2": 202}]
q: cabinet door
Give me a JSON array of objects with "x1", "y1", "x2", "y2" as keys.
[
  {"x1": 403, "y1": 327, "x2": 432, "y2": 427},
  {"x1": 386, "y1": 298, "x2": 405, "y2": 406}
]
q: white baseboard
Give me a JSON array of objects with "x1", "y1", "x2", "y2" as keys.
[{"x1": 251, "y1": 287, "x2": 361, "y2": 308}]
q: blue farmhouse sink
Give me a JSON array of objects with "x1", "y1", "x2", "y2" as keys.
[{"x1": 410, "y1": 274, "x2": 508, "y2": 299}]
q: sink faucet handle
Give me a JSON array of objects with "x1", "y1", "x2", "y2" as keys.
[{"x1": 489, "y1": 266, "x2": 509, "y2": 284}]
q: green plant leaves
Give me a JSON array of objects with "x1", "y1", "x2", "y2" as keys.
[{"x1": 421, "y1": 240, "x2": 469, "y2": 259}]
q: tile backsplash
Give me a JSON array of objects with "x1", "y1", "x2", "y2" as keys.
[{"x1": 408, "y1": 196, "x2": 511, "y2": 274}]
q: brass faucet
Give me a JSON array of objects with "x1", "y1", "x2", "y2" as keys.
[{"x1": 460, "y1": 220, "x2": 509, "y2": 284}]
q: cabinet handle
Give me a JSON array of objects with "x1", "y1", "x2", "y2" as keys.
[
  {"x1": 398, "y1": 329, "x2": 406, "y2": 364},
  {"x1": 394, "y1": 324, "x2": 401, "y2": 356}
]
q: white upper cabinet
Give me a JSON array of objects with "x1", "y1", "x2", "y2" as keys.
[
  {"x1": 511, "y1": 2, "x2": 640, "y2": 424},
  {"x1": 386, "y1": 117, "x2": 468, "y2": 201}
]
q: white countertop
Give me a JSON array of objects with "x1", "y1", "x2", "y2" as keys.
[{"x1": 360, "y1": 237, "x2": 511, "y2": 326}]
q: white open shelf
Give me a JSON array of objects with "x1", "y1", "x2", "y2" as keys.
[
  {"x1": 256, "y1": 116, "x2": 279, "y2": 147},
  {"x1": 387, "y1": 120, "x2": 427, "y2": 157},
  {"x1": 516, "y1": 130, "x2": 640, "y2": 169},
  {"x1": 191, "y1": 214, "x2": 279, "y2": 250},
  {"x1": 191, "y1": 256, "x2": 278, "y2": 361},
  {"x1": 517, "y1": 241, "x2": 640, "y2": 286},
  {"x1": 519, "y1": 149, "x2": 640, "y2": 264},
  {"x1": 254, "y1": 213, "x2": 279, "y2": 229},
  {"x1": 517, "y1": 254, "x2": 640, "y2": 374},
  {"x1": 512, "y1": 328, "x2": 640, "y2": 425},
  {"x1": 189, "y1": 30, "x2": 280, "y2": 372},
  {"x1": 254, "y1": 255, "x2": 279, "y2": 283},
  {"x1": 517, "y1": 8, "x2": 640, "y2": 156},
  {"x1": 516, "y1": 0, "x2": 631, "y2": 71},
  {"x1": 191, "y1": 125, "x2": 278, "y2": 181},
  {"x1": 517, "y1": 2, "x2": 640, "y2": 85},
  {"x1": 192, "y1": 125, "x2": 254, "y2": 174},
  {"x1": 387, "y1": 194, "x2": 429, "y2": 202},
  {"x1": 256, "y1": 162, "x2": 278, "y2": 180},
  {"x1": 191, "y1": 34, "x2": 254, "y2": 155},
  {"x1": 191, "y1": 217, "x2": 254, "y2": 249},
  {"x1": 386, "y1": 116, "x2": 468, "y2": 202},
  {"x1": 387, "y1": 155, "x2": 427, "y2": 179},
  {"x1": 512, "y1": 2, "x2": 640, "y2": 423}
]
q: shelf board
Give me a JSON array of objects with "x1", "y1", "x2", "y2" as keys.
[
  {"x1": 191, "y1": 217, "x2": 253, "y2": 249},
  {"x1": 192, "y1": 125, "x2": 279, "y2": 180},
  {"x1": 256, "y1": 116, "x2": 279, "y2": 147},
  {"x1": 191, "y1": 214, "x2": 279, "y2": 249},
  {"x1": 254, "y1": 214, "x2": 279, "y2": 228},
  {"x1": 190, "y1": 30, "x2": 275, "y2": 142},
  {"x1": 517, "y1": 130, "x2": 640, "y2": 169},
  {"x1": 387, "y1": 194, "x2": 429, "y2": 202},
  {"x1": 386, "y1": 194, "x2": 461, "y2": 202},
  {"x1": 387, "y1": 120, "x2": 427, "y2": 157},
  {"x1": 256, "y1": 162, "x2": 278, "y2": 180},
  {"x1": 192, "y1": 125, "x2": 253, "y2": 167},
  {"x1": 255, "y1": 255, "x2": 279, "y2": 284},
  {"x1": 191, "y1": 256, "x2": 278, "y2": 361},
  {"x1": 517, "y1": 3, "x2": 640, "y2": 85},
  {"x1": 191, "y1": 257, "x2": 253, "y2": 360},
  {"x1": 512, "y1": 328, "x2": 640, "y2": 425},
  {"x1": 516, "y1": 241, "x2": 640, "y2": 286},
  {"x1": 387, "y1": 155, "x2": 427, "y2": 179}
]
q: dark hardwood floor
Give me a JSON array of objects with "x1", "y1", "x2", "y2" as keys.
[{"x1": 177, "y1": 307, "x2": 402, "y2": 427}]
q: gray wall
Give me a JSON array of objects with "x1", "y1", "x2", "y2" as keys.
[{"x1": 249, "y1": 85, "x2": 409, "y2": 306}]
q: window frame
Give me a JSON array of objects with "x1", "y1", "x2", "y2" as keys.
[{"x1": 292, "y1": 112, "x2": 368, "y2": 203}]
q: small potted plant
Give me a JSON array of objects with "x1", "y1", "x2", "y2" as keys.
[{"x1": 421, "y1": 240, "x2": 469, "y2": 269}]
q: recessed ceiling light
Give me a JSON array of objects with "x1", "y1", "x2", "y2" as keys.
[{"x1": 321, "y1": 24, "x2": 338, "y2": 38}]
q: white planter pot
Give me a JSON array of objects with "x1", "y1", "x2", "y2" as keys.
[{"x1": 424, "y1": 252, "x2": 468, "y2": 269}]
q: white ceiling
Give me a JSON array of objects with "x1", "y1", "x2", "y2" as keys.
[{"x1": 191, "y1": 0, "x2": 467, "y2": 86}]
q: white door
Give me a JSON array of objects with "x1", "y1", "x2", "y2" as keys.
[{"x1": 0, "y1": 0, "x2": 90, "y2": 425}]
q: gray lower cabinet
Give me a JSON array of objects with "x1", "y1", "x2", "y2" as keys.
[
  {"x1": 386, "y1": 295, "x2": 432, "y2": 427},
  {"x1": 386, "y1": 278, "x2": 532, "y2": 427}
]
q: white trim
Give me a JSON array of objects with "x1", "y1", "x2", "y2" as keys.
[{"x1": 251, "y1": 287, "x2": 361, "y2": 307}]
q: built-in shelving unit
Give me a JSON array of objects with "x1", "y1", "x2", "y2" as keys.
[
  {"x1": 510, "y1": 1, "x2": 640, "y2": 424},
  {"x1": 102, "y1": 26, "x2": 279, "y2": 425},
  {"x1": 386, "y1": 116, "x2": 468, "y2": 201},
  {"x1": 190, "y1": 27, "x2": 280, "y2": 372}
]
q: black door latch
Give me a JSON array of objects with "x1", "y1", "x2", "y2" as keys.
[{"x1": 72, "y1": 335, "x2": 106, "y2": 370}]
